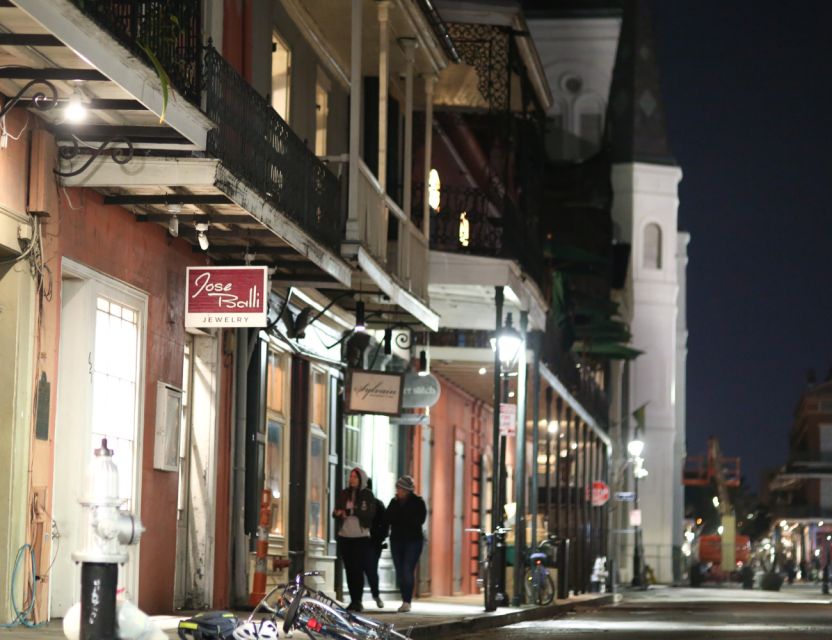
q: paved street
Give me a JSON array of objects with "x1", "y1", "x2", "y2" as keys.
[{"x1": 467, "y1": 586, "x2": 832, "y2": 640}]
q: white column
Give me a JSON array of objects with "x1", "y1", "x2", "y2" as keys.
[
  {"x1": 401, "y1": 38, "x2": 417, "y2": 224},
  {"x1": 347, "y1": 0, "x2": 363, "y2": 242},
  {"x1": 377, "y1": 1, "x2": 391, "y2": 193},
  {"x1": 422, "y1": 74, "x2": 436, "y2": 241}
]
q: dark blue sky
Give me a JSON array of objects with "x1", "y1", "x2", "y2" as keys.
[{"x1": 649, "y1": 0, "x2": 832, "y2": 491}]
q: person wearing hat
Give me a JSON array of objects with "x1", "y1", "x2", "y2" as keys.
[
  {"x1": 386, "y1": 475, "x2": 426, "y2": 612},
  {"x1": 333, "y1": 467, "x2": 377, "y2": 612}
]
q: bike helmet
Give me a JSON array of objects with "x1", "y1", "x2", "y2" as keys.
[{"x1": 232, "y1": 620, "x2": 278, "y2": 640}]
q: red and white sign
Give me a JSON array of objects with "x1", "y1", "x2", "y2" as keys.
[
  {"x1": 499, "y1": 403, "x2": 517, "y2": 437},
  {"x1": 185, "y1": 266, "x2": 268, "y2": 328},
  {"x1": 591, "y1": 481, "x2": 610, "y2": 507}
]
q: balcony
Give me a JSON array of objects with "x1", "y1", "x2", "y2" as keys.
[
  {"x1": 338, "y1": 158, "x2": 430, "y2": 304},
  {"x1": 70, "y1": 0, "x2": 202, "y2": 105},
  {"x1": 411, "y1": 183, "x2": 544, "y2": 287},
  {"x1": 203, "y1": 46, "x2": 342, "y2": 254}
]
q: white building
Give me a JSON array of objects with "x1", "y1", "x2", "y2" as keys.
[{"x1": 529, "y1": 0, "x2": 688, "y2": 584}]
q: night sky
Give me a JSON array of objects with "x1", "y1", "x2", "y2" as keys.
[{"x1": 648, "y1": 1, "x2": 832, "y2": 491}]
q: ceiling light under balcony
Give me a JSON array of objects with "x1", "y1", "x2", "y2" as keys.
[
  {"x1": 64, "y1": 86, "x2": 89, "y2": 124},
  {"x1": 195, "y1": 222, "x2": 210, "y2": 251}
]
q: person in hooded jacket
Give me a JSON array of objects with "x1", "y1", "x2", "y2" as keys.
[
  {"x1": 386, "y1": 475, "x2": 426, "y2": 612},
  {"x1": 333, "y1": 467, "x2": 377, "y2": 611}
]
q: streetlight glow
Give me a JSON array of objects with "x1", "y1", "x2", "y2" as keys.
[
  {"x1": 490, "y1": 313, "x2": 523, "y2": 369},
  {"x1": 627, "y1": 438, "x2": 645, "y2": 458}
]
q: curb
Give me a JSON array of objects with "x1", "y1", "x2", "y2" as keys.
[{"x1": 405, "y1": 594, "x2": 616, "y2": 639}]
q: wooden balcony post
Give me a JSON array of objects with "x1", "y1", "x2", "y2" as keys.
[
  {"x1": 401, "y1": 38, "x2": 417, "y2": 225},
  {"x1": 422, "y1": 74, "x2": 436, "y2": 241},
  {"x1": 347, "y1": 0, "x2": 363, "y2": 242}
]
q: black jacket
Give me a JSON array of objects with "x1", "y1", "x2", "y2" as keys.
[
  {"x1": 370, "y1": 498, "x2": 388, "y2": 548},
  {"x1": 386, "y1": 493, "x2": 427, "y2": 542},
  {"x1": 333, "y1": 486, "x2": 377, "y2": 531}
]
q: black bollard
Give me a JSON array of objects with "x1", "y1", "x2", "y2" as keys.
[{"x1": 80, "y1": 563, "x2": 119, "y2": 640}]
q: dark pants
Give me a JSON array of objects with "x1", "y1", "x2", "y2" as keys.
[
  {"x1": 391, "y1": 538, "x2": 423, "y2": 603},
  {"x1": 339, "y1": 536, "x2": 373, "y2": 606},
  {"x1": 365, "y1": 544, "x2": 382, "y2": 598}
]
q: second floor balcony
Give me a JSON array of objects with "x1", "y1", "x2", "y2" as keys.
[{"x1": 410, "y1": 182, "x2": 545, "y2": 287}]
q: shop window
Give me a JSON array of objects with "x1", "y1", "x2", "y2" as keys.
[
  {"x1": 643, "y1": 222, "x2": 662, "y2": 270},
  {"x1": 266, "y1": 348, "x2": 289, "y2": 535},
  {"x1": 315, "y1": 77, "x2": 329, "y2": 157},
  {"x1": 271, "y1": 31, "x2": 292, "y2": 122},
  {"x1": 344, "y1": 419, "x2": 361, "y2": 479},
  {"x1": 311, "y1": 370, "x2": 328, "y2": 432},
  {"x1": 267, "y1": 420, "x2": 285, "y2": 535},
  {"x1": 309, "y1": 430, "x2": 326, "y2": 541}
]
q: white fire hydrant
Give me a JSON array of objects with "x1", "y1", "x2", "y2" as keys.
[{"x1": 71, "y1": 438, "x2": 144, "y2": 640}]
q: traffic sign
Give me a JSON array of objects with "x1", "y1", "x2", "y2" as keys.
[
  {"x1": 591, "y1": 481, "x2": 610, "y2": 506},
  {"x1": 499, "y1": 403, "x2": 517, "y2": 436},
  {"x1": 615, "y1": 491, "x2": 636, "y2": 503}
]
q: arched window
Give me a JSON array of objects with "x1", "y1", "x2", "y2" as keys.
[{"x1": 643, "y1": 223, "x2": 662, "y2": 269}]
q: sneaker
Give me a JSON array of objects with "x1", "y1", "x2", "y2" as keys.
[
  {"x1": 397, "y1": 602, "x2": 411, "y2": 613},
  {"x1": 375, "y1": 596, "x2": 384, "y2": 608},
  {"x1": 346, "y1": 602, "x2": 364, "y2": 613}
]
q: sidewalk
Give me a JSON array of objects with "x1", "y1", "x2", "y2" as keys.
[{"x1": 0, "y1": 592, "x2": 613, "y2": 639}]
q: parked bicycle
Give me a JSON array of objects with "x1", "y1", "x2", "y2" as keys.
[
  {"x1": 235, "y1": 571, "x2": 412, "y2": 640},
  {"x1": 524, "y1": 534, "x2": 557, "y2": 605},
  {"x1": 466, "y1": 526, "x2": 511, "y2": 612}
]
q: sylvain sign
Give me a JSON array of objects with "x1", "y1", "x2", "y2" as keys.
[
  {"x1": 185, "y1": 266, "x2": 268, "y2": 328},
  {"x1": 345, "y1": 370, "x2": 404, "y2": 416}
]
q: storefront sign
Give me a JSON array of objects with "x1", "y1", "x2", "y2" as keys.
[
  {"x1": 499, "y1": 403, "x2": 517, "y2": 436},
  {"x1": 591, "y1": 481, "x2": 610, "y2": 507},
  {"x1": 346, "y1": 370, "x2": 403, "y2": 416},
  {"x1": 185, "y1": 266, "x2": 268, "y2": 328},
  {"x1": 401, "y1": 372, "x2": 441, "y2": 408}
]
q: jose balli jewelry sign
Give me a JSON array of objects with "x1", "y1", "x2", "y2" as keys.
[
  {"x1": 185, "y1": 266, "x2": 268, "y2": 328},
  {"x1": 345, "y1": 370, "x2": 404, "y2": 416}
]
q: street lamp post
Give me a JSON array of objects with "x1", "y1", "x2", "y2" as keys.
[
  {"x1": 489, "y1": 294, "x2": 523, "y2": 609},
  {"x1": 627, "y1": 438, "x2": 646, "y2": 589}
]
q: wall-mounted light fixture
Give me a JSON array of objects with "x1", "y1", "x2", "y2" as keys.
[
  {"x1": 195, "y1": 222, "x2": 210, "y2": 251},
  {"x1": 167, "y1": 204, "x2": 181, "y2": 237},
  {"x1": 418, "y1": 350, "x2": 429, "y2": 377},
  {"x1": 354, "y1": 301, "x2": 366, "y2": 333}
]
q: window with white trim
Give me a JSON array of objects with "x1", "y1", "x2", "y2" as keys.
[
  {"x1": 266, "y1": 348, "x2": 289, "y2": 536},
  {"x1": 271, "y1": 31, "x2": 292, "y2": 122}
]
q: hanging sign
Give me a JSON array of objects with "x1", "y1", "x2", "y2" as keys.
[
  {"x1": 346, "y1": 370, "x2": 404, "y2": 416},
  {"x1": 499, "y1": 403, "x2": 517, "y2": 436},
  {"x1": 185, "y1": 266, "x2": 268, "y2": 328},
  {"x1": 591, "y1": 481, "x2": 610, "y2": 507},
  {"x1": 401, "y1": 372, "x2": 441, "y2": 409}
]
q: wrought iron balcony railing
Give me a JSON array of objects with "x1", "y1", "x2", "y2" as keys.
[
  {"x1": 203, "y1": 46, "x2": 342, "y2": 253},
  {"x1": 411, "y1": 183, "x2": 544, "y2": 286},
  {"x1": 71, "y1": 0, "x2": 202, "y2": 105}
]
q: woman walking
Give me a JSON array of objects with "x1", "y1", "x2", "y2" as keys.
[
  {"x1": 386, "y1": 475, "x2": 426, "y2": 612},
  {"x1": 333, "y1": 467, "x2": 377, "y2": 612}
]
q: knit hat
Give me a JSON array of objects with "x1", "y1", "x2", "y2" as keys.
[{"x1": 396, "y1": 475, "x2": 415, "y2": 492}]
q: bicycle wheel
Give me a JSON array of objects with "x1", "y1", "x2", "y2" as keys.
[{"x1": 538, "y1": 573, "x2": 555, "y2": 605}]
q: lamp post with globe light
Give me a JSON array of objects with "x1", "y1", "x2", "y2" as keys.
[
  {"x1": 627, "y1": 437, "x2": 647, "y2": 588},
  {"x1": 488, "y1": 287, "x2": 523, "y2": 609}
]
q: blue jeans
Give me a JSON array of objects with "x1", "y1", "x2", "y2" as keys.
[{"x1": 391, "y1": 538, "x2": 423, "y2": 603}]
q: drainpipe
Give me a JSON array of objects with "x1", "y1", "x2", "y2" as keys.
[{"x1": 232, "y1": 328, "x2": 249, "y2": 605}]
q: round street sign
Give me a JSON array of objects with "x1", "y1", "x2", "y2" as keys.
[
  {"x1": 401, "y1": 372, "x2": 441, "y2": 409},
  {"x1": 591, "y1": 481, "x2": 610, "y2": 507}
]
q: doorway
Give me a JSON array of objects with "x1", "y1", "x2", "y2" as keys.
[
  {"x1": 174, "y1": 333, "x2": 220, "y2": 609},
  {"x1": 453, "y1": 440, "x2": 465, "y2": 593},
  {"x1": 51, "y1": 260, "x2": 147, "y2": 617}
]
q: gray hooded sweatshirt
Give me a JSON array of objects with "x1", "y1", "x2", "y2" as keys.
[{"x1": 333, "y1": 466, "x2": 376, "y2": 538}]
